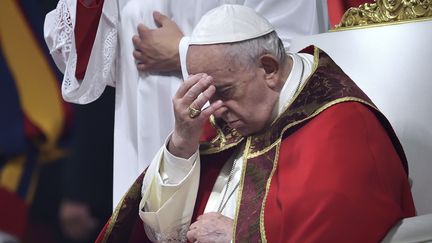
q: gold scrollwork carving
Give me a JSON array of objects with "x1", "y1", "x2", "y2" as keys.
[{"x1": 335, "y1": 0, "x2": 432, "y2": 29}]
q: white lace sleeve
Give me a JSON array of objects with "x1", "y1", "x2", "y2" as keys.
[
  {"x1": 44, "y1": 0, "x2": 75, "y2": 73},
  {"x1": 44, "y1": 0, "x2": 119, "y2": 104}
]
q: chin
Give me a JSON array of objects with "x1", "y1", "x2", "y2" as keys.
[
  {"x1": 236, "y1": 127, "x2": 253, "y2": 136},
  {"x1": 237, "y1": 131, "x2": 249, "y2": 136},
  {"x1": 229, "y1": 122, "x2": 262, "y2": 136},
  {"x1": 239, "y1": 124, "x2": 266, "y2": 136},
  {"x1": 231, "y1": 126, "x2": 246, "y2": 135}
]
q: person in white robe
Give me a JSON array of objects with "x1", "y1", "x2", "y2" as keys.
[{"x1": 44, "y1": 0, "x2": 328, "y2": 209}]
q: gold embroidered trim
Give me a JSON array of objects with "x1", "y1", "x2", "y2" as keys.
[
  {"x1": 249, "y1": 47, "x2": 319, "y2": 158},
  {"x1": 301, "y1": 97, "x2": 376, "y2": 127},
  {"x1": 200, "y1": 116, "x2": 244, "y2": 155},
  {"x1": 270, "y1": 48, "x2": 320, "y2": 126},
  {"x1": 259, "y1": 141, "x2": 281, "y2": 243},
  {"x1": 313, "y1": 47, "x2": 320, "y2": 70},
  {"x1": 234, "y1": 47, "x2": 378, "y2": 240},
  {"x1": 247, "y1": 139, "x2": 280, "y2": 159},
  {"x1": 250, "y1": 97, "x2": 377, "y2": 159},
  {"x1": 100, "y1": 179, "x2": 142, "y2": 242},
  {"x1": 334, "y1": 0, "x2": 432, "y2": 30},
  {"x1": 256, "y1": 98, "x2": 377, "y2": 241},
  {"x1": 232, "y1": 137, "x2": 252, "y2": 242},
  {"x1": 210, "y1": 115, "x2": 225, "y2": 146},
  {"x1": 200, "y1": 141, "x2": 243, "y2": 155},
  {"x1": 101, "y1": 195, "x2": 124, "y2": 242}
]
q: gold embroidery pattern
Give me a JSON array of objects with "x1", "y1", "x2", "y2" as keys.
[
  {"x1": 232, "y1": 137, "x2": 252, "y2": 243},
  {"x1": 259, "y1": 141, "x2": 281, "y2": 243},
  {"x1": 235, "y1": 48, "x2": 381, "y2": 241},
  {"x1": 235, "y1": 145, "x2": 278, "y2": 242},
  {"x1": 249, "y1": 49, "x2": 375, "y2": 155},
  {"x1": 336, "y1": 0, "x2": 432, "y2": 29},
  {"x1": 100, "y1": 172, "x2": 144, "y2": 242},
  {"x1": 200, "y1": 117, "x2": 244, "y2": 155}
]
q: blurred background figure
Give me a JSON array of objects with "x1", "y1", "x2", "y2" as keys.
[
  {"x1": 57, "y1": 87, "x2": 114, "y2": 243},
  {"x1": 0, "y1": 0, "x2": 368, "y2": 242},
  {"x1": 0, "y1": 0, "x2": 113, "y2": 242}
]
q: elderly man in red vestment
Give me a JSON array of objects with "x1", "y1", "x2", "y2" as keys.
[{"x1": 97, "y1": 4, "x2": 415, "y2": 243}]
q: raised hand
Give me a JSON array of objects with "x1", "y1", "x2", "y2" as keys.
[{"x1": 168, "y1": 74, "x2": 223, "y2": 158}]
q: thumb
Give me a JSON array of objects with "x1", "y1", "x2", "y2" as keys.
[{"x1": 153, "y1": 11, "x2": 169, "y2": 28}]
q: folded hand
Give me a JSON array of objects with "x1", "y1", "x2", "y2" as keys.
[
  {"x1": 132, "y1": 11, "x2": 183, "y2": 73},
  {"x1": 187, "y1": 212, "x2": 233, "y2": 243}
]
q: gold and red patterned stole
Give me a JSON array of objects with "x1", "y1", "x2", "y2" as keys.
[
  {"x1": 234, "y1": 48, "x2": 377, "y2": 242},
  {"x1": 200, "y1": 47, "x2": 407, "y2": 242},
  {"x1": 96, "y1": 172, "x2": 149, "y2": 243}
]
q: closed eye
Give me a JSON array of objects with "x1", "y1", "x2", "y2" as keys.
[{"x1": 215, "y1": 87, "x2": 233, "y2": 99}]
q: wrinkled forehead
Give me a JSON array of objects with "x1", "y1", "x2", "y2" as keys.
[{"x1": 186, "y1": 45, "x2": 229, "y2": 75}]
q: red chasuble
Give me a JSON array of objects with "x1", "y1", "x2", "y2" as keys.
[
  {"x1": 96, "y1": 48, "x2": 415, "y2": 242},
  {"x1": 263, "y1": 102, "x2": 414, "y2": 242}
]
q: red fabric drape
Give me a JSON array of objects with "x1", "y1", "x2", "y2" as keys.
[
  {"x1": 75, "y1": 0, "x2": 104, "y2": 80},
  {"x1": 0, "y1": 188, "x2": 28, "y2": 239}
]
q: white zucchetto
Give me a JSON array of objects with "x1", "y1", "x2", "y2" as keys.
[{"x1": 189, "y1": 4, "x2": 275, "y2": 45}]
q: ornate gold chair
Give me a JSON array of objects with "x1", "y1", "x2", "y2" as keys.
[{"x1": 291, "y1": 0, "x2": 432, "y2": 242}]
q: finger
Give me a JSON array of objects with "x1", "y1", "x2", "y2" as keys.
[
  {"x1": 186, "y1": 229, "x2": 197, "y2": 243},
  {"x1": 190, "y1": 84, "x2": 215, "y2": 110},
  {"x1": 153, "y1": 11, "x2": 170, "y2": 28},
  {"x1": 137, "y1": 23, "x2": 150, "y2": 39},
  {"x1": 212, "y1": 105, "x2": 228, "y2": 118},
  {"x1": 133, "y1": 50, "x2": 144, "y2": 61},
  {"x1": 175, "y1": 74, "x2": 205, "y2": 99},
  {"x1": 201, "y1": 100, "x2": 224, "y2": 119},
  {"x1": 137, "y1": 63, "x2": 147, "y2": 72},
  {"x1": 189, "y1": 220, "x2": 200, "y2": 229},
  {"x1": 183, "y1": 75, "x2": 213, "y2": 104},
  {"x1": 132, "y1": 35, "x2": 141, "y2": 49}
]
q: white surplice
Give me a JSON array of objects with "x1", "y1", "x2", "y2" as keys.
[
  {"x1": 44, "y1": 0, "x2": 327, "y2": 209},
  {"x1": 139, "y1": 53, "x2": 314, "y2": 242}
]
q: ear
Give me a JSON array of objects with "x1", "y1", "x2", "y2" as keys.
[{"x1": 259, "y1": 54, "x2": 279, "y2": 89}]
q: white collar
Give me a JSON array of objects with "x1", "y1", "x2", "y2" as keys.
[{"x1": 273, "y1": 53, "x2": 314, "y2": 119}]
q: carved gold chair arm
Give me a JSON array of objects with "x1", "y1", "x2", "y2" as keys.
[{"x1": 335, "y1": 0, "x2": 432, "y2": 29}]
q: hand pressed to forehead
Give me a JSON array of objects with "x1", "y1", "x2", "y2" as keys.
[
  {"x1": 176, "y1": 73, "x2": 226, "y2": 122},
  {"x1": 179, "y1": 74, "x2": 214, "y2": 111},
  {"x1": 168, "y1": 74, "x2": 223, "y2": 159}
]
